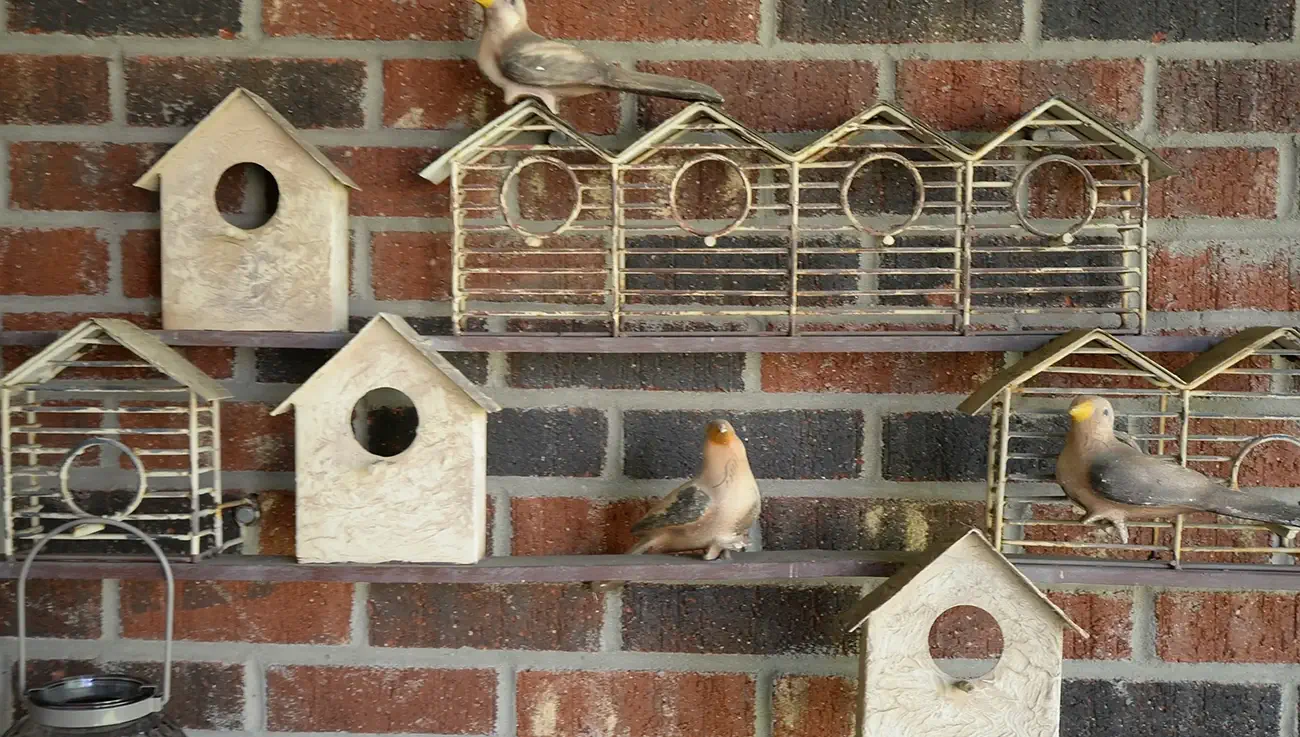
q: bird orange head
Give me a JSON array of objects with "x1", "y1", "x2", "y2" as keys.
[
  {"x1": 1068, "y1": 395, "x2": 1115, "y2": 426},
  {"x1": 706, "y1": 419, "x2": 737, "y2": 446}
]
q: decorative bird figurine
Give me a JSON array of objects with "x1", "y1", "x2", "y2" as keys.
[
  {"x1": 1055, "y1": 395, "x2": 1300, "y2": 544},
  {"x1": 471, "y1": 0, "x2": 725, "y2": 114},
  {"x1": 627, "y1": 419, "x2": 760, "y2": 560}
]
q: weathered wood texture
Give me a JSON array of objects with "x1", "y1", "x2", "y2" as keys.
[
  {"x1": 851, "y1": 532, "x2": 1081, "y2": 737},
  {"x1": 136, "y1": 89, "x2": 351, "y2": 332},
  {"x1": 274, "y1": 315, "x2": 491, "y2": 564}
]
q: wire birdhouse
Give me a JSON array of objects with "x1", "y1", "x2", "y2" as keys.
[
  {"x1": 1, "y1": 319, "x2": 239, "y2": 561},
  {"x1": 420, "y1": 97, "x2": 1174, "y2": 337},
  {"x1": 960, "y1": 327, "x2": 1300, "y2": 565}
]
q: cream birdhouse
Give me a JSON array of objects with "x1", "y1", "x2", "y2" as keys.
[
  {"x1": 135, "y1": 87, "x2": 358, "y2": 333},
  {"x1": 842, "y1": 529, "x2": 1086, "y2": 737},
  {"x1": 271, "y1": 314, "x2": 501, "y2": 564}
]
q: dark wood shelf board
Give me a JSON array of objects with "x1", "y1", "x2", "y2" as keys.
[
  {"x1": 3, "y1": 552, "x2": 1300, "y2": 590},
  {"x1": 0, "y1": 331, "x2": 1224, "y2": 354}
]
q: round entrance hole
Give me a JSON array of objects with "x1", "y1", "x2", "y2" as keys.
[
  {"x1": 1013, "y1": 154, "x2": 1098, "y2": 240},
  {"x1": 216, "y1": 162, "x2": 280, "y2": 230},
  {"x1": 841, "y1": 153, "x2": 925, "y2": 239},
  {"x1": 350, "y1": 388, "x2": 419, "y2": 458},
  {"x1": 928, "y1": 605, "x2": 1004, "y2": 680},
  {"x1": 669, "y1": 154, "x2": 751, "y2": 240},
  {"x1": 502, "y1": 156, "x2": 581, "y2": 240}
]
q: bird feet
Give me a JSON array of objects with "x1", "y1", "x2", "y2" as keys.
[{"x1": 1080, "y1": 512, "x2": 1129, "y2": 544}]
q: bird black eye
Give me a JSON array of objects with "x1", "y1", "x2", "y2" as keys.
[{"x1": 1103, "y1": 409, "x2": 1111, "y2": 417}]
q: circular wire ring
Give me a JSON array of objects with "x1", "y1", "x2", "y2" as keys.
[
  {"x1": 668, "y1": 154, "x2": 753, "y2": 239},
  {"x1": 1230, "y1": 434, "x2": 1300, "y2": 491},
  {"x1": 840, "y1": 152, "x2": 927, "y2": 237},
  {"x1": 58, "y1": 436, "x2": 148, "y2": 520},
  {"x1": 1012, "y1": 154, "x2": 1099, "y2": 239},
  {"x1": 500, "y1": 156, "x2": 583, "y2": 240}
]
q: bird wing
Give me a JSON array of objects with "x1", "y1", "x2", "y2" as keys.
[
  {"x1": 631, "y1": 480, "x2": 713, "y2": 534},
  {"x1": 499, "y1": 33, "x2": 611, "y2": 89},
  {"x1": 1087, "y1": 446, "x2": 1220, "y2": 508}
]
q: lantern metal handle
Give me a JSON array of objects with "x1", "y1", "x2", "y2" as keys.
[{"x1": 16, "y1": 517, "x2": 174, "y2": 705}]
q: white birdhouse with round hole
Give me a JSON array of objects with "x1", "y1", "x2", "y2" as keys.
[
  {"x1": 134, "y1": 87, "x2": 357, "y2": 332},
  {"x1": 271, "y1": 313, "x2": 501, "y2": 564},
  {"x1": 842, "y1": 529, "x2": 1086, "y2": 737}
]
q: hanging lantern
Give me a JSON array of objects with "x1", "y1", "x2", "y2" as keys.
[{"x1": 5, "y1": 517, "x2": 183, "y2": 737}]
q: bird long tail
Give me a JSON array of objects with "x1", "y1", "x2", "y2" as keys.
[
  {"x1": 604, "y1": 67, "x2": 724, "y2": 104},
  {"x1": 1205, "y1": 489, "x2": 1300, "y2": 528}
]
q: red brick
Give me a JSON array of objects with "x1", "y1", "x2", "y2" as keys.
[
  {"x1": 257, "y1": 491, "x2": 296, "y2": 556},
  {"x1": 267, "y1": 665, "x2": 496, "y2": 733},
  {"x1": 897, "y1": 59, "x2": 1144, "y2": 131},
  {"x1": 517, "y1": 671, "x2": 755, "y2": 737},
  {"x1": 1185, "y1": 418, "x2": 1300, "y2": 488},
  {"x1": 1149, "y1": 242, "x2": 1300, "y2": 311},
  {"x1": 1149, "y1": 148, "x2": 1278, "y2": 219},
  {"x1": 371, "y1": 232, "x2": 451, "y2": 301},
  {"x1": 121, "y1": 580, "x2": 353, "y2": 644},
  {"x1": 126, "y1": 56, "x2": 366, "y2": 129},
  {"x1": 638, "y1": 60, "x2": 877, "y2": 132},
  {"x1": 9, "y1": 142, "x2": 164, "y2": 212},
  {"x1": 0, "y1": 229, "x2": 108, "y2": 296},
  {"x1": 1157, "y1": 591, "x2": 1300, "y2": 663},
  {"x1": 383, "y1": 58, "x2": 619, "y2": 134},
  {"x1": 2, "y1": 312, "x2": 158, "y2": 331},
  {"x1": 529, "y1": 0, "x2": 759, "y2": 41},
  {"x1": 1160, "y1": 60, "x2": 1300, "y2": 133},
  {"x1": 929, "y1": 604, "x2": 1004, "y2": 659},
  {"x1": 264, "y1": 0, "x2": 474, "y2": 40},
  {"x1": 761, "y1": 352, "x2": 1000, "y2": 394},
  {"x1": 772, "y1": 675, "x2": 855, "y2": 737},
  {"x1": 1047, "y1": 591, "x2": 1133, "y2": 659},
  {"x1": 221, "y1": 402, "x2": 294, "y2": 472},
  {"x1": 511, "y1": 497, "x2": 652, "y2": 555},
  {"x1": 121, "y1": 229, "x2": 161, "y2": 299},
  {"x1": 368, "y1": 583, "x2": 603, "y2": 650},
  {"x1": 326, "y1": 146, "x2": 446, "y2": 217},
  {"x1": 0, "y1": 580, "x2": 101, "y2": 639},
  {"x1": 0, "y1": 55, "x2": 109, "y2": 125}
]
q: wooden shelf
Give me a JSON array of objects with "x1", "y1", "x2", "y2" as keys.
[
  {"x1": 4, "y1": 551, "x2": 1300, "y2": 590},
  {"x1": 0, "y1": 330, "x2": 1223, "y2": 354}
]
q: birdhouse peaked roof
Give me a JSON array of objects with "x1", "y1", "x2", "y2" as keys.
[
  {"x1": 0, "y1": 319, "x2": 232, "y2": 401},
  {"x1": 271, "y1": 313, "x2": 501, "y2": 416},
  {"x1": 958, "y1": 328, "x2": 1187, "y2": 415},
  {"x1": 970, "y1": 97, "x2": 1177, "y2": 181},
  {"x1": 420, "y1": 100, "x2": 614, "y2": 185},
  {"x1": 134, "y1": 87, "x2": 359, "y2": 192},
  {"x1": 618, "y1": 102, "x2": 793, "y2": 165},
  {"x1": 843, "y1": 529, "x2": 1087, "y2": 637},
  {"x1": 794, "y1": 101, "x2": 970, "y2": 163},
  {"x1": 1175, "y1": 326, "x2": 1300, "y2": 390}
]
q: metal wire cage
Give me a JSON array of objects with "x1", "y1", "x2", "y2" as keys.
[
  {"x1": 960, "y1": 328, "x2": 1300, "y2": 566},
  {"x1": 420, "y1": 97, "x2": 1176, "y2": 337},
  {"x1": 0, "y1": 319, "x2": 240, "y2": 561}
]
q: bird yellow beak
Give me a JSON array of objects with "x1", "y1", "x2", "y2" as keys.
[
  {"x1": 1069, "y1": 401, "x2": 1095, "y2": 422},
  {"x1": 474, "y1": 0, "x2": 494, "y2": 7}
]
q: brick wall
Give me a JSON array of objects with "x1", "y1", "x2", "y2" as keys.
[{"x1": 3, "y1": 0, "x2": 1300, "y2": 735}]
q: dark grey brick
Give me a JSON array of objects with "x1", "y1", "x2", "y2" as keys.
[
  {"x1": 1061, "y1": 680, "x2": 1279, "y2": 737},
  {"x1": 882, "y1": 412, "x2": 989, "y2": 482},
  {"x1": 624, "y1": 410, "x2": 863, "y2": 480},
  {"x1": 10, "y1": 0, "x2": 241, "y2": 36},
  {"x1": 1042, "y1": 0, "x2": 1293, "y2": 41},
  {"x1": 507, "y1": 353, "x2": 745, "y2": 391},
  {"x1": 622, "y1": 584, "x2": 860, "y2": 655},
  {"x1": 779, "y1": 0, "x2": 1022, "y2": 43},
  {"x1": 255, "y1": 349, "x2": 333, "y2": 385},
  {"x1": 761, "y1": 498, "x2": 983, "y2": 551},
  {"x1": 488, "y1": 408, "x2": 606, "y2": 477},
  {"x1": 125, "y1": 57, "x2": 366, "y2": 129}
]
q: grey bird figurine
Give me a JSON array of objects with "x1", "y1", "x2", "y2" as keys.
[
  {"x1": 627, "y1": 419, "x2": 760, "y2": 560},
  {"x1": 1056, "y1": 395, "x2": 1300, "y2": 544},
  {"x1": 472, "y1": 0, "x2": 725, "y2": 114}
]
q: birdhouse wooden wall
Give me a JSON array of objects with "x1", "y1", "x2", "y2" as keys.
[
  {"x1": 846, "y1": 531, "x2": 1084, "y2": 737},
  {"x1": 271, "y1": 314, "x2": 500, "y2": 564},
  {"x1": 134, "y1": 88, "x2": 357, "y2": 333}
]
